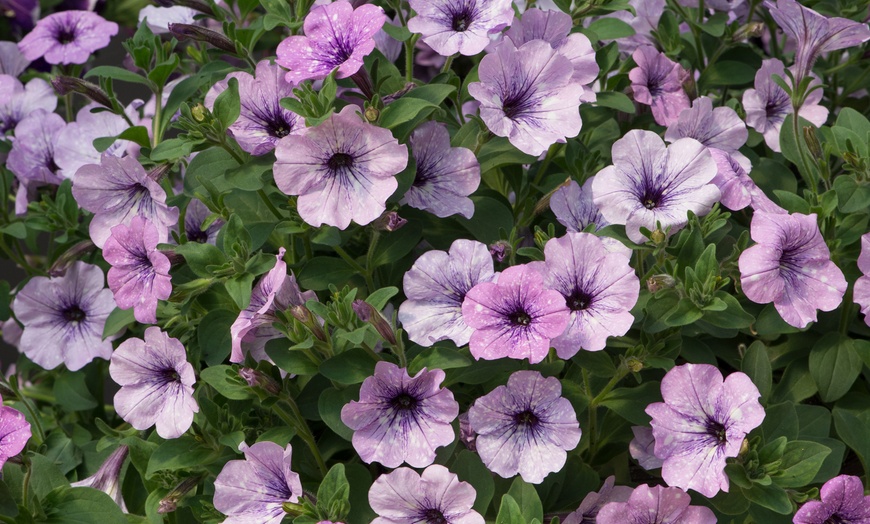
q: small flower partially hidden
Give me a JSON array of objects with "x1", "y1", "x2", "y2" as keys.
[
  {"x1": 71, "y1": 446, "x2": 129, "y2": 511},
  {"x1": 369, "y1": 464, "x2": 484, "y2": 524},
  {"x1": 629, "y1": 46, "x2": 690, "y2": 126},
  {"x1": 488, "y1": 241, "x2": 510, "y2": 263},
  {"x1": 563, "y1": 476, "x2": 633, "y2": 524},
  {"x1": 855, "y1": 233, "x2": 870, "y2": 327},
  {"x1": 370, "y1": 211, "x2": 407, "y2": 232},
  {"x1": 0, "y1": 392, "x2": 31, "y2": 469},
  {"x1": 794, "y1": 475, "x2": 870, "y2": 524},
  {"x1": 597, "y1": 484, "x2": 716, "y2": 523},
  {"x1": 239, "y1": 368, "x2": 282, "y2": 396}
]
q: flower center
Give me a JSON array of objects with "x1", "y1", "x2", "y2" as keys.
[
  {"x1": 62, "y1": 305, "x2": 86, "y2": 323},
  {"x1": 452, "y1": 14, "x2": 471, "y2": 32},
  {"x1": 269, "y1": 119, "x2": 293, "y2": 138},
  {"x1": 824, "y1": 516, "x2": 847, "y2": 524},
  {"x1": 425, "y1": 509, "x2": 448, "y2": 524},
  {"x1": 327, "y1": 152, "x2": 354, "y2": 171},
  {"x1": 515, "y1": 410, "x2": 539, "y2": 427},
  {"x1": 509, "y1": 310, "x2": 531, "y2": 326},
  {"x1": 162, "y1": 368, "x2": 181, "y2": 383},
  {"x1": 502, "y1": 88, "x2": 534, "y2": 120},
  {"x1": 567, "y1": 290, "x2": 593, "y2": 311},
  {"x1": 56, "y1": 26, "x2": 77, "y2": 45},
  {"x1": 187, "y1": 229, "x2": 209, "y2": 243},
  {"x1": 391, "y1": 393, "x2": 418, "y2": 411},
  {"x1": 706, "y1": 419, "x2": 727, "y2": 444}
]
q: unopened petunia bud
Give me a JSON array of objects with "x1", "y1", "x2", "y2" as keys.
[
  {"x1": 168, "y1": 24, "x2": 236, "y2": 54},
  {"x1": 649, "y1": 228, "x2": 666, "y2": 245},
  {"x1": 364, "y1": 106, "x2": 379, "y2": 122},
  {"x1": 371, "y1": 211, "x2": 407, "y2": 232},
  {"x1": 71, "y1": 445, "x2": 130, "y2": 511},
  {"x1": 158, "y1": 475, "x2": 203, "y2": 513},
  {"x1": 625, "y1": 356, "x2": 644, "y2": 373},
  {"x1": 239, "y1": 368, "x2": 282, "y2": 396},
  {"x1": 52, "y1": 76, "x2": 112, "y2": 108},
  {"x1": 803, "y1": 126, "x2": 822, "y2": 159},
  {"x1": 646, "y1": 274, "x2": 676, "y2": 293},
  {"x1": 147, "y1": 163, "x2": 173, "y2": 182},
  {"x1": 352, "y1": 299, "x2": 397, "y2": 345},
  {"x1": 489, "y1": 240, "x2": 510, "y2": 263},
  {"x1": 289, "y1": 304, "x2": 327, "y2": 341},
  {"x1": 49, "y1": 240, "x2": 96, "y2": 277}
]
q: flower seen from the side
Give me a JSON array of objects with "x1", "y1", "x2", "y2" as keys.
[
  {"x1": 8, "y1": 109, "x2": 66, "y2": 214},
  {"x1": 71, "y1": 445, "x2": 129, "y2": 511},
  {"x1": 855, "y1": 233, "x2": 870, "y2": 327},
  {"x1": 597, "y1": 484, "x2": 717, "y2": 524},
  {"x1": 629, "y1": 46, "x2": 690, "y2": 126},
  {"x1": 182, "y1": 199, "x2": 223, "y2": 245},
  {"x1": 369, "y1": 464, "x2": 485, "y2": 524},
  {"x1": 0, "y1": 393, "x2": 31, "y2": 469},
  {"x1": 629, "y1": 426, "x2": 664, "y2": 470},
  {"x1": 563, "y1": 476, "x2": 633, "y2": 524},
  {"x1": 407, "y1": 0, "x2": 513, "y2": 57},
  {"x1": 549, "y1": 178, "x2": 608, "y2": 232},
  {"x1": 18, "y1": 10, "x2": 118, "y2": 65},
  {"x1": 0, "y1": 41, "x2": 30, "y2": 77},
  {"x1": 793, "y1": 475, "x2": 870, "y2": 524}
]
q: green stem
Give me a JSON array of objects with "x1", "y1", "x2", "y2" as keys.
[
  {"x1": 440, "y1": 55, "x2": 455, "y2": 74},
  {"x1": 839, "y1": 284, "x2": 854, "y2": 335},
  {"x1": 791, "y1": 104, "x2": 819, "y2": 196},
  {"x1": 583, "y1": 370, "x2": 598, "y2": 456},
  {"x1": 365, "y1": 230, "x2": 381, "y2": 291},
  {"x1": 152, "y1": 86, "x2": 164, "y2": 147},
  {"x1": 333, "y1": 245, "x2": 366, "y2": 275},
  {"x1": 21, "y1": 464, "x2": 31, "y2": 509},
  {"x1": 258, "y1": 189, "x2": 284, "y2": 221},
  {"x1": 404, "y1": 35, "x2": 419, "y2": 82},
  {"x1": 589, "y1": 364, "x2": 630, "y2": 408},
  {"x1": 274, "y1": 401, "x2": 328, "y2": 477}
]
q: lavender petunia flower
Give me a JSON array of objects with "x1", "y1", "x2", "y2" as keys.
[
  {"x1": 183, "y1": 199, "x2": 223, "y2": 245},
  {"x1": 273, "y1": 105, "x2": 408, "y2": 229},
  {"x1": 855, "y1": 233, "x2": 870, "y2": 327},
  {"x1": 54, "y1": 103, "x2": 136, "y2": 180},
  {"x1": 369, "y1": 464, "x2": 484, "y2": 524},
  {"x1": 549, "y1": 178, "x2": 608, "y2": 232},
  {"x1": 398, "y1": 239, "x2": 497, "y2": 347},
  {"x1": 407, "y1": 0, "x2": 513, "y2": 57},
  {"x1": 374, "y1": 15, "x2": 403, "y2": 63},
  {"x1": 213, "y1": 441, "x2": 303, "y2": 524},
  {"x1": 766, "y1": 0, "x2": 870, "y2": 84},
  {"x1": 0, "y1": 42, "x2": 29, "y2": 77},
  {"x1": 110, "y1": 327, "x2": 197, "y2": 439},
  {"x1": 204, "y1": 60, "x2": 305, "y2": 156},
  {"x1": 532, "y1": 232, "x2": 639, "y2": 357},
  {"x1": 646, "y1": 363, "x2": 765, "y2": 497},
  {"x1": 707, "y1": 148, "x2": 786, "y2": 213},
  {"x1": 665, "y1": 96, "x2": 747, "y2": 153},
  {"x1": 793, "y1": 475, "x2": 870, "y2": 524},
  {"x1": 400, "y1": 121, "x2": 480, "y2": 219},
  {"x1": 72, "y1": 154, "x2": 179, "y2": 249},
  {"x1": 0, "y1": 75, "x2": 56, "y2": 134},
  {"x1": 230, "y1": 247, "x2": 316, "y2": 364},
  {"x1": 563, "y1": 476, "x2": 633, "y2": 524},
  {"x1": 71, "y1": 445, "x2": 129, "y2": 511},
  {"x1": 743, "y1": 59, "x2": 828, "y2": 152},
  {"x1": 629, "y1": 46, "x2": 690, "y2": 127},
  {"x1": 469, "y1": 370, "x2": 581, "y2": 483},
  {"x1": 597, "y1": 484, "x2": 717, "y2": 524},
  {"x1": 592, "y1": 130, "x2": 720, "y2": 244},
  {"x1": 341, "y1": 361, "x2": 459, "y2": 468},
  {"x1": 276, "y1": 0, "x2": 385, "y2": 85},
  {"x1": 8, "y1": 109, "x2": 66, "y2": 214},
  {"x1": 463, "y1": 264, "x2": 569, "y2": 364},
  {"x1": 739, "y1": 212, "x2": 846, "y2": 328},
  {"x1": 0, "y1": 394, "x2": 31, "y2": 469},
  {"x1": 629, "y1": 426, "x2": 664, "y2": 470},
  {"x1": 11, "y1": 262, "x2": 115, "y2": 371},
  {"x1": 607, "y1": 0, "x2": 665, "y2": 53},
  {"x1": 18, "y1": 10, "x2": 118, "y2": 65},
  {"x1": 103, "y1": 216, "x2": 173, "y2": 325},
  {"x1": 138, "y1": 5, "x2": 198, "y2": 34}
]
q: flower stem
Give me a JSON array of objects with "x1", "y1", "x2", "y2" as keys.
[
  {"x1": 257, "y1": 189, "x2": 284, "y2": 221},
  {"x1": 274, "y1": 400, "x2": 328, "y2": 477}
]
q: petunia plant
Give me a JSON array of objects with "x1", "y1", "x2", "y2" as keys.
[{"x1": 0, "y1": 0, "x2": 869, "y2": 522}]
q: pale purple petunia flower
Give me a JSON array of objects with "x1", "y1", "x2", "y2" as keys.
[
  {"x1": 469, "y1": 370, "x2": 581, "y2": 483},
  {"x1": 592, "y1": 130, "x2": 720, "y2": 244},
  {"x1": 72, "y1": 154, "x2": 179, "y2": 249},
  {"x1": 138, "y1": 5, "x2": 198, "y2": 34},
  {"x1": 855, "y1": 233, "x2": 870, "y2": 327},
  {"x1": 469, "y1": 40, "x2": 584, "y2": 156},
  {"x1": 71, "y1": 445, "x2": 129, "y2": 511},
  {"x1": 230, "y1": 247, "x2": 316, "y2": 364},
  {"x1": 531, "y1": 232, "x2": 639, "y2": 357},
  {"x1": 646, "y1": 363, "x2": 765, "y2": 497},
  {"x1": 11, "y1": 261, "x2": 115, "y2": 371},
  {"x1": 204, "y1": 60, "x2": 305, "y2": 156},
  {"x1": 607, "y1": 0, "x2": 665, "y2": 53},
  {"x1": 109, "y1": 326, "x2": 198, "y2": 439},
  {"x1": 707, "y1": 148, "x2": 786, "y2": 213},
  {"x1": 0, "y1": 75, "x2": 56, "y2": 134},
  {"x1": 54, "y1": 103, "x2": 136, "y2": 180},
  {"x1": 563, "y1": 476, "x2": 633, "y2": 524},
  {"x1": 213, "y1": 441, "x2": 303, "y2": 524},
  {"x1": 276, "y1": 0, "x2": 385, "y2": 85},
  {"x1": 0, "y1": 41, "x2": 31, "y2": 77},
  {"x1": 793, "y1": 475, "x2": 870, "y2": 524},
  {"x1": 369, "y1": 464, "x2": 484, "y2": 524},
  {"x1": 8, "y1": 109, "x2": 66, "y2": 214},
  {"x1": 374, "y1": 15, "x2": 403, "y2": 63},
  {"x1": 629, "y1": 46, "x2": 690, "y2": 127},
  {"x1": 665, "y1": 96, "x2": 747, "y2": 153},
  {"x1": 407, "y1": 0, "x2": 513, "y2": 57},
  {"x1": 401, "y1": 120, "x2": 480, "y2": 219},
  {"x1": 766, "y1": 0, "x2": 870, "y2": 84},
  {"x1": 597, "y1": 484, "x2": 717, "y2": 524},
  {"x1": 463, "y1": 264, "x2": 569, "y2": 364},
  {"x1": 183, "y1": 199, "x2": 223, "y2": 245},
  {"x1": 739, "y1": 212, "x2": 847, "y2": 328},
  {"x1": 743, "y1": 59, "x2": 828, "y2": 152},
  {"x1": 398, "y1": 239, "x2": 497, "y2": 347},
  {"x1": 273, "y1": 105, "x2": 408, "y2": 229},
  {"x1": 629, "y1": 426, "x2": 664, "y2": 470},
  {"x1": 341, "y1": 361, "x2": 459, "y2": 468},
  {"x1": 103, "y1": 216, "x2": 173, "y2": 325},
  {"x1": 0, "y1": 393, "x2": 31, "y2": 469},
  {"x1": 549, "y1": 178, "x2": 608, "y2": 232},
  {"x1": 18, "y1": 10, "x2": 118, "y2": 65}
]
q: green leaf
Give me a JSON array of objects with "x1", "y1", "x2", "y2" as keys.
[
  {"x1": 0, "y1": 480, "x2": 17, "y2": 517},
  {"x1": 742, "y1": 483, "x2": 792, "y2": 514},
  {"x1": 477, "y1": 138, "x2": 537, "y2": 173},
  {"x1": 200, "y1": 365, "x2": 254, "y2": 400},
  {"x1": 761, "y1": 402, "x2": 799, "y2": 441},
  {"x1": 172, "y1": 240, "x2": 227, "y2": 278},
  {"x1": 213, "y1": 77, "x2": 241, "y2": 130},
  {"x1": 319, "y1": 348, "x2": 378, "y2": 385},
  {"x1": 85, "y1": 66, "x2": 151, "y2": 86},
  {"x1": 771, "y1": 441, "x2": 831, "y2": 488},
  {"x1": 771, "y1": 360, "x2": 818, "y2": 404},
  {"x1": 600, "y1": 381, "x2": 661, "y2": 425},
  {"x1": 833, "y1": 176, "x2": 870, "y2": 213},
  {"x1": 266, "y1": 339, "x2": 321, "y2": 376},
  {"x1": 452, "y1": 450, "x2": 494, "y2": 514},
  {"x1": 832, "y1": 393, "x2": 870, "y2": 465},
  {"x1": 699, "y1": 11, "x2": 728, "y2": 36},
  {"x1": 506, "y1": 478, "x2": 543, "y2": 523},
  {"x1": 584, "y1": 18, "x2": 635, "y2": 40},
  {"x1": 495, "y1": 494, "x2": 526, "y2": 524},
  {"x1": 102, "y1": 307, "x2": 136, "y2": 340},
  {"x1": 365, "y1": 287, "x2": 399, "y2": 310},
  {"x1": 225, "y1": 273, "x2": 256, "y2": 310},
  {"x1": 742, "y1": 341, "x2": 772, "y2": 402},
  {"x1": 298, "y1": 257, "x2": 356, "y2": 291},
  {"x1": 369, "y1": 221, "x2": 423, "y2": 267},
  {"x1": 809, "y1": 333, "x2": 863, "y2": 402},
  {"x1": 317, "y1": 464, "x2": 351, "y2": 521},
  {"x1": 52, "y1": 372, "x2": 98, "y2": 412},
  {"x1": 39, "y1": 486, "x2": 126, "y2": 523},
  {"x1": 28, "y1": 454, "x2": 70, "y2": 501},
  {"x1": 93, "y1": 126, "x2": 152, "y2": 152},
  {"x1": 379, "y1": 98, "x2": 439, "y2": 129},
  {"x1": 197, "y1": 309, "x2": 237, "y2": 366},
  {"x1": 595, "y1": 92, "x2": 636, "y2": 113},
  {"x1": 145, "y1": 436, "x2": 223, "y2": 478},
  {"x1": 703, "y1": 291, "x2": 754, "y2": 328},
  {"x1": 455, "y1": 195, "x2": 514, "y2": 243},
  {"x1": 318, "y1": 387, "x2": 359, "y2": 441},
  {"x1": 699, "y1": 61, "x2": 757, "y2": 87},
  {"x1": 0, "y1": 222, "x2": 27, "y2": 239},
  {"x1": 409, "y1": 346, "x2": 471, "y2": 374}
]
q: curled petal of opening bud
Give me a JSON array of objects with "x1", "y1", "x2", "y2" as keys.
[
  {"x1": 489, "y1": 241, "x2": 510, "y2": 263},
  {"x1": 168, "y1": 24, "x2": 236, "y2": 54},
  {"x1": 352, "y1": 300, "x2": 397, "y2": 345},
  {"x1": 51, "y1": 76, "x2": 112, "y2": 107},
  {"x1": 372, "y1": 211, "x2": 406, "y2": 232}
]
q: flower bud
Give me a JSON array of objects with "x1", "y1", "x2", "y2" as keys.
[
  {"x1": 158, "y1": 474, "x2": 203, "y2": 514},
  {"x1": 352, "y1": 299, "x2": 397, "y2": 345},
  {"x1": 51, "y1": 76, "x2": 112, "y2": 108},
  {"x1": 49, "y1": 240, "x2": 96, "y2": 277},
  {"x1": 625, "y1": 356, "x2": 644, "y2": 373},
  {"x1": 239, "y1": 368, "x2": 282, "y2": 396},
  {"x1": 489, "y1": 241, "x2": 510, "y2": 263},
  {"x1": 289, "y1": 304, "x2": 327, "y2": 341},
  {"x1": 191, "y1": 103, "x2": 207, "y2": 122},
  {"x1": 148, "y1": 163, "x2": 173, "y2": 182},
  {"x1": 371, "y1": 211, "x2": 407, "y2": 232},
  {"x1": 646, "y1": 274, "x2": 676, "y2": 293},
  {"x1": 168, "y1": 24, "x2": 236, "y2": 54},
  {"x1": 71, "y1": 445, "x2": 129, "y2": 511},
  {"x1": 803, "y1": 126, "x2": 822, "y2": 159},
  {"x1": 649, "y1": 228, "x2": 666, "y2": 245},
  {"x1": 364, "y1": 106, "x2": 379, "y2": 123}
]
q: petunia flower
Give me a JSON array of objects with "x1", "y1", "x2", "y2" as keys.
[
  {"x1": 407, "y1": 0, "x2": 513, "y2": 57},
  {"x1": 204, "y1": 59, "x2": 305, "y2": 156},
  {"x1": 276, "y1": 0, "x2": 385, "y2": 85},
  {"x1": 629, "y1": 426, "x2": 664, "y2": 470},
  {"x1": 855, "y1": 233, "x2": 870, "y2": 327},
  {"x1": 597, "y1": 484, "x2": 717, "y2": 524},
  {"x1": 72, "y1": 154, "x2": 179, "y2": 249},
  {"x1": 398, "y1": 239, "x2": 497, "y2": 347},
  {"x1": 54, "y1": 103, "x2": 137, "y2": 180},
  {"x1": 8, "y1": 110, "x2": 66, "y2": 214},
  {"x1": 71, "y1": 445, "x2": 129, "y2": 511},
  {"x1": 11, "y1": 261, "x2": 115, "y2": 371},
  {"x1": 629, "y1": 46, "x2": 690, "y2": 126},
  {"x1": 591, "y1": 129, "x2": 720, "y2": 244},
  {"x1": 374, "y1": 15, "x2": 403, "y2": 63},
  {"x1": 341, "y1": 361, "x2": 459, "y2": 468},
  {"x1": 182, "y1": 199, "x2": 223, "y2": 245},
  {"x1": 531, "y1": 232, "x2": 639, "y2": 357},
  {"x1": 606, "y1": 0, "x2": 665, "y2": 53},
  {"x1": 230, "y1": 247, "x2": 316, "y2": 364},
  {"x1": 138, "y1": 5, "x2": 198, "y2": 34},
  {"x1": 563, "y1": 476, "x2": 633, "y2": 524},
  {"x1": 739, "y1": 212, "x2": 847, "y2": 328},
  {"x1": 400, "y1": 120, "x2": 480, "y2": 219},
  {"x1": 213, "y1": 441, "x2": 303, "y2": 524},
  {"x1": 665, "y1": 96, "x2": 747, "y2": 154},
  {"x1": 0, "y1": 41, "x2": 31, "y2": 77},
  {"x1": 273, "y1": 105, "x2": 408, "y2": 229},
  {"x1": 742, "y1": 59, "x2": 828, "y2": 152},
  {"x1": 549, "y1": 178, "x2": 608, "y2": 233},
  {"x1": 18, "y1": 10, "x2": 118, "y2": 65},
  {"x1": 109, "y1": 326, "x2": 198, "y2": 439},
  {"x1": 0, "y1": 393, "x2": 31, "y2": 469},
  {"x1": 369, "y1": 464, "x2": 484, "y2": 524},
  {"x1": 469, "y1": 370, "x2": 581, "y2": 483},
  {"x1": 103, "y1": 216, "x2": 173, "y2": 325},
  {"x1": 793, "y1": 475, "x2": 870, "y2": 524},
  {"x1": 646, "y1": 363, "x2": 765, "y2": 497},
  {"x1": 468, "y1": 40, "x2": 584, "y2": 156},
  {"x1": 0, "y1": 75, "x2": 56, "y2": 134}
]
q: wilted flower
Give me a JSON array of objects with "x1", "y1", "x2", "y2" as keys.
[
  {"x1": 855, "y1": 233, "x2": 870, "y2": 327},
  {"x1": 793, "y1": 475, "x2": 870, "y2": 524},
  {"x1": 597, "y1": 484, "x2": 717, "y2": 523},
  {"x1": 407, "y1": 0, "x2": 513, "y2": 57},
  {"x1": 54, "y1": 103, "x2": 137, "y2": 180},
  {"x1": 11, "y1": 262, "x2": 115, "y2": 371},
  {"x1": 489, "y1": 240, "x2": 510, "y2": 263},
  {"x1": 0, "y1": 75, "x2": 56, "y2": 134},
  {"x1": 369, "y1": 464, "x2": 485, "y2": 524},
  {"x1": 469, "y1": 370, "x2": 581, "y2": 483},
  {"x1": 739, "y1": 212, "x2": 847, "y2": 328},
  {"x1": 549, "y1": 178, "x2": 608, "y2": 232},
  {"x1": 274, "y1": 106, "x2": 408, "y2": 229},
  {"x1": 0, "y1": 393, "x2": 30, "y2": 469},
  {"x1": 18, "y1": 10, "x2": 118, "y2": 65},
  {"x1": 646, "y1": 363, "x2": 765, "y2": 497},
  {"x1": 341, "y1": 361, "x2": 459, "y2": 468},
  {"x1": 629, "y1": 46, "x2": 690, "y2": 126},
  {"x1": 71, "y1": 445, "x2": 129, "y2": 511},
  {"x1": 213, "y1": 441, "x2": 303, "y2": 524},
  {"x1": 629, "y1": 426, "x2": 663, "y2": 470},
  {"x1": 563, "y1": 476, "x2": 633, "y2": 524},
  {"x1": 110, "y1": 327, "x2": 198, "y2": 439}
]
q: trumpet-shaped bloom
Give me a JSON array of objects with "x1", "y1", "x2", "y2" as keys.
[
  {"x1": 183, "y1": 199, "x2": 223, "y2": 245},
  {"x1": 629, "y1": 46, "x2": 690, "y2": 126},
  {"x1": 109, "y1": 327, "x2": 198, "y2": 439},
  {"x1": 468, "y1": 40, "x2": 584, "y2": 156},
  {"x1": 18, "y1": 10, "x2": 118, "y2": 65},
  {"x1": 793, "y1": 475, "x2": 870, "y2": 524},
  {"x1": 597, "y1": 484, "x2": 717, "y2": 524},
  {"x1": 665, "y1": 96, "x2": 747, "y2": 153},
  {"x1": 341, "y1": 361, "x2": 459, "y2": 468},
  {"x1": 0, "y1": 394, "x2": 31, "y2": 469},
  {"x1": 0, "y1": 75, "x2": 56, "y2": 134},
  {"x1": 276, "y1": 0, "x2": 385, "y2": 84},
  {"x1": 71, "y1": 445, "x2": 129, "y2": 511},
  {"x1": 369, "y1": 464, "x2": 484, "y2": 524},
  {"x1": 592, "y1": 130, "x2": 719, "y2": 244},
  {"x1": 8, "y1": 109, "x2": 66, "y2": 214},
  {"x1": 646, "y1": 363, "x2": 765, "y2": 497},
  {"x1": 739, "y1": 212, "x2": 847, "y2": 328},
  {"x1": 407, "y1": 0, "x2": 513, "y2": 57},
  {"x1": 563, "y1": 476, "x2": 633, "y2": 524},
  {"x1": 856, "y1": 233, "x2": 870, "y2": 327},
  {"x1": 468, "y1": 370, "x2": 581, "y2": 483},
  {"x1": 549, "y1": 178, "x2": 608, "y2": 232}
]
